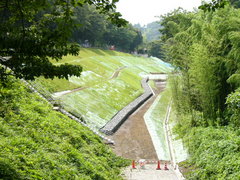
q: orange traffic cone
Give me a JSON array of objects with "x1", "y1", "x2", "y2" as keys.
[
  {"x1": 156, "y1": 160, "x2": 161, "y2": 170},
  {"x1": 132, "y1": 160, "x2": 136, "y2": 169},
  {"x1": 164, "y1": 162, "x2": 169, "y2": 170}
]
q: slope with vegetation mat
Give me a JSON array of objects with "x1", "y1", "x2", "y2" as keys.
[
  {"x1": 0, "y1": 77, "x2": 129, "y2": 179},
  {"x1": 35, "y1": 48, "x2": 172, "y2": 129}
]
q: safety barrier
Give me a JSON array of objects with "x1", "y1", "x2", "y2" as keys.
[{"x1": 131, "y1": 160, "x2": 171, "y2": 170}]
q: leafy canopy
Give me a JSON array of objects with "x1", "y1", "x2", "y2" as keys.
[{"x1": 0, "y1": 0, "x2": 127, "y2": 80}]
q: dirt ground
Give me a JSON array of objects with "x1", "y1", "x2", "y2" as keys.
[{"x1": 108, "y1": 81, "x2": 166, "y2": 161}]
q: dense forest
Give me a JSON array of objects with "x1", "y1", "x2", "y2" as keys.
[
  {"x1": 71, "y1": 5, "x2": 143, "y2": 52},
  {"x1": 134, "y1": 22, "x2": 165, "y2": 58},
  {"x1": 134, "y1": 22, "x2": 161, "y2": 42},
  {"x1": 159, "y1": 1, "x2": 240, "y2": 179},
  {"x1": 0, "y1": 0, "x2": 142, "y2": 81}
]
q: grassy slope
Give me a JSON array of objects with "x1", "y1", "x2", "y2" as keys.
[
  {"x1": 37, "y1": 48, "x2": 172, "y2": 128},
  {"x1": 0, "y1": 77, "x2": 129, "y2": 179}
]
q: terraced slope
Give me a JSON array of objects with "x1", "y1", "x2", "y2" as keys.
[{"x1": 37, "y1": 48, "x2": 172, "y2": 129}]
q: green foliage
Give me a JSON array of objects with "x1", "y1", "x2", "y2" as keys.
[
  {"x1": 199, "y1": 0, "x2": 229, "y2": 12},
  {"x1": 0, "y1": 77, "x2": 129, "y2": 179},
  {"x1": 161, "y1": 5, "x2": 240, "y2": 179},
  {"x1": 103, "y1": 24, "x2": 143, "y2": 52},
  {"x1": 226, "y1": 88, "x2": 240, "y2": 126},
  {"x1": 71, "y1": 5, "x2": 142, "y2": 52},
  {"x1": 147, "y1": 40, "x2": 165, "y2": 60},
  {"x1": 161, "y1": 6, "x2": 240, "y2": 125},
  {"x1": 230, "y1": 0, "x2": 240, "y2": 8},
  {"x1": 0, "y1": 0, "x2": 127, "y2": 80},
  {"x1": 184, "y1": 127, "x2": 240, "y2": 180},
  {"x1": 134, "y1": 21, "x2": 162, "y2": 42}
]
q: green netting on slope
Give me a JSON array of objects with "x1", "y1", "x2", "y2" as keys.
[{"x1": 39, "y1": 48, "x2": 172, "y2": 128}]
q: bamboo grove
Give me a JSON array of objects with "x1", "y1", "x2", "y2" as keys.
[{"x1": 159, "y1": 4, "x2": 240, "y2": 179}]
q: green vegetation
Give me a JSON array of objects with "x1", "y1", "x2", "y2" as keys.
[
  {"x1": 36, "y1": 48, "x2": 172, "y2": 128},
  {"x1": 0, "y1": 77, "x2": 129, "y2": 179},
  {"x1": 177, "y1": 126, "x2": 240, "y2": 179},
  {"x1": 159, "y1": 3, "x2": 240, "y2": 179},
  {"x1": 72, "y1": 5, "x2": 142, "y2": 52},
  {"x1": 0, "y1": 0, "x2": 128, "y2": 80}
]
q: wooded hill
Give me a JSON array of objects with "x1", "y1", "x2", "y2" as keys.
[{"x1": 71, "y1": 4, "x2": 142, "y2": 52}]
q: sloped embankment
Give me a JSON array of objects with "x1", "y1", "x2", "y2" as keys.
[
  {"x1": 0, "y1": 77, "x2": 129, "y2": 179},
  {"x1": 36, "y1": 48, "x2": 172, "y2": 130},
  {"x1": 100, "y1": 78, "x2": 153, "y2": 135}
]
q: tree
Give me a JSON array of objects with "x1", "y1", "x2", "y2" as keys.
[
  {"x1": 199, "y1": 0, "x2": 229, "y2": 12},
  {"x1": 0, "y1": 0, "x2": 127, "y2": 80},
  {"x1": 135, "y1": 22, "x2": 162, "y2": 42},
  {"x1": 160, "y1": 5, "x2": 240, "y2": 126},
  {"x1": 103, "y1": 24, "x2": 142, "y2": 52},
  {"x1": 71, "y1": 5, "x2": 108, "y2": 46},
  {"x1": 147, "y1": 40, "x2": 165, "y2": 59}
]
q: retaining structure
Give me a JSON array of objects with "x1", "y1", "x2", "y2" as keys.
[{"x1": 100, "y1": 78, "x2": 153, "y2": 135}]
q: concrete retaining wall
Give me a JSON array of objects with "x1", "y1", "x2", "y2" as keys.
[{"x1": 100, "y1": 78, "x2": 153, "y2": 135}]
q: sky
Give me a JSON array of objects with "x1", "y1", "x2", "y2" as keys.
[{"x1": 116, "y1": 0, "x2": 203, "y2": 25}]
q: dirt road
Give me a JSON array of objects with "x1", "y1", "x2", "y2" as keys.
[
  {"x1": 108, "y1": 81, "x2": 166, "y2": 161},
  {"x1": 108, "y1": 81, "x2": 182, "y2": 179}
]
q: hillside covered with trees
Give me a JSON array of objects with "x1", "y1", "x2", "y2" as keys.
[
  {"x1": 72, "y1": 5, "x2": 143, "y2": 52},
  {"x1": 159, "y1": 1, "x2": 240, "y2": 179}
]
